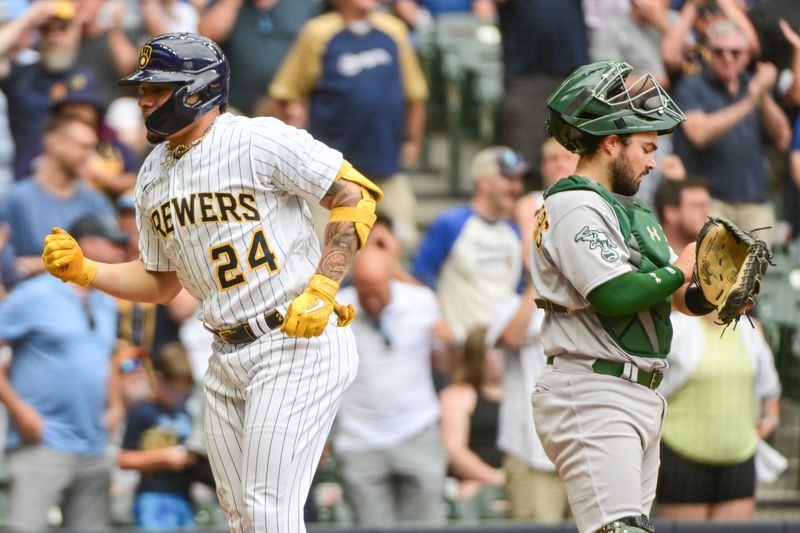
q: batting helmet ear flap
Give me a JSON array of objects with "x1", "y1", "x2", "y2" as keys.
[{"x1": 144, "y1": 84, "x2": 196, "y2": 137}]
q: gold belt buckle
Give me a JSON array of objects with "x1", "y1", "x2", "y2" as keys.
[
  {"x1": 215, "y1": 325, "x2": 238, "y2": 342},
  {"x1": 649, "y1": 371, "x2": 662, "y2": 389}
]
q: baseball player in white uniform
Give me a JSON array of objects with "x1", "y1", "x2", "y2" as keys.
[
  {"x1": 42, "y1": 33, "x2": 382, "y2": 533},
  {"x1": 528, "y1": 61, "x2": 715, "y2": 533}
]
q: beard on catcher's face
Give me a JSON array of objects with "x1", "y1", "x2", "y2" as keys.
[{"x1": 610, "y1": 151, "x2": 644, "y2": 196}]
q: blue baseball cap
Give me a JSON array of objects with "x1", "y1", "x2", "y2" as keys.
[
  {"x1": 69, "y1": 214, "x2": 129, "y2": 246},
  {"x1": 52, "y1": 72, "x2": 104, "y2": 113}
]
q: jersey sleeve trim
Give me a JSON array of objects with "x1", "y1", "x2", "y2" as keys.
[
  {"x1": 412, "y1": 205, "x2": 472, "y2": 288},
  {"x1": 268, "y1": 14, "x2": 343, "y2": 101},
  {"x1": 371, "y1": 12, "x2": 429, "y2": 101}
]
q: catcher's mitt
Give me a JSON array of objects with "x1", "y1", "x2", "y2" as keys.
[{"x1": 694, "y1": 217, "x2": 772, "y2": 326}]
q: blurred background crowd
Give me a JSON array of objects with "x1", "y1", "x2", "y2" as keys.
[{"x1": 0, "y1": 0, "x2": 799, "y2": 530}]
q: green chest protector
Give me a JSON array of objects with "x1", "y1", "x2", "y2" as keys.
[{"x1": 545, "y1": 176, "x2": 673, "y2": 358}]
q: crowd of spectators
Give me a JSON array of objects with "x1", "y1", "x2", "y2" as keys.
[{"x1": 0, "y1": 0, "x2": 798, "y2": 528}]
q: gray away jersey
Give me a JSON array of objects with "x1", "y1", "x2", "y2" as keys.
[
  {"x1": 135, "y1": 113, "x2": 342, "y2": 328},
  {"x1": 530, "y1": 190, "x2": 678, "y2": 373}
]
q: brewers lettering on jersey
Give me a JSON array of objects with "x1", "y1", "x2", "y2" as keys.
[
  {"x1": 528, "y1": 61, "x2": 703, "y2": 533},
  {"x1": 41, "y1": 33, "x2": 382, "y2": 533}
]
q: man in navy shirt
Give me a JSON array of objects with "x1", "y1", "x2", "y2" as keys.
[
  {"x1": 497, "y1": 0, "x2": 588, "y2": 188},
  {"x1": 672, "y1": 18, "x2": 790, "y2": 246},
  {"x1": 268, "y1": 0, "x2": 428, "y2": 250}
]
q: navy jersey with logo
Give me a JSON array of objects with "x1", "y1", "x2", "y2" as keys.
[{"x1": 269, "y1": 11, "x2": 428, "y2": 178}]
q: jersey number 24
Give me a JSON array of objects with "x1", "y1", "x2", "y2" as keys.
[{"x1": 209, "y1": 228, "x2": 280, "y2": 290}]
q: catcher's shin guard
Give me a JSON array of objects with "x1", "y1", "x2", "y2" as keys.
[{"x1": 597, "y1": 514, "x2": 655, "y2": 533}]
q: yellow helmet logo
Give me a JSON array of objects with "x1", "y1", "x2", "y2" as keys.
[{"x1": 138, "y1": 45, "x2": 152, "y2": 70}]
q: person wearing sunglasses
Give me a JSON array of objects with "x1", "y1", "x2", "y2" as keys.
[
  {"x1": 413, "y1": 146, "x2": 525, "y2": 344},
  {"x1": 661, "y1": 0, "x2": 761, "y2": 82},
  {"x1": 672, "y1": 18, "x2": 791, "y2": 248}
]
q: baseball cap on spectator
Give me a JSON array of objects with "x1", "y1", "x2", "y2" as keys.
[
  {"x1": 470, "y1": 146, "x2": 529, "y2": 182},
  {"x1": 35, "y1": 0, "x2": 76, "y2": 32},
  {"x1": 38, "y1": 0, "x2": 75, "y2": 36},
  {"x1": 68, "y1": 214, "x2": 130, "y2": 246},
  {"x1": 52, "y1": 73, "x2": 104, "y2": 114},
  {"x1": 45, "y1": 0, "x2": 76, "y2": 22}
]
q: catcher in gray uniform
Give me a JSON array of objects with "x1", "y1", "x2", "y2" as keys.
[{"x1": 529, "y1": 60, "x2": 716, "y2": 533}]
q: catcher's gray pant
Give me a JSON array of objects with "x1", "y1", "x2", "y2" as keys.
[
  {"x1": 203, "y1": 322, "x2": 358, "y2": 533},
  {"x1": 531, "y1": 355, "x2": 666, "y2": 533}
]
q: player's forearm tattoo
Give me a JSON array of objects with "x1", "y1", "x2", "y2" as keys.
[
  {"x1": 316, "y1": 180, "x2": 360, "y2": 282},
  {"x1": 318, "y1": 222, "x2": 357, "y2": 282}
]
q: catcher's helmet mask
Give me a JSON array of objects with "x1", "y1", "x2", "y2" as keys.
[
  {"x1": 546, "y1": 61, "x2": 686, "y2": 155},
  {"x1": 118, "y1": 33, "x2": 229, "y2": 137}
]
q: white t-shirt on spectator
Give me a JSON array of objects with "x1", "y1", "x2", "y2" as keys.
[{"x1": 334, "y1": 280, "x2": 442, "y2": 451}]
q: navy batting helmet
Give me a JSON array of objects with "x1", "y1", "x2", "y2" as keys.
[{"x1": 118, "y1": 33, "x2": 229, "y2": 137}]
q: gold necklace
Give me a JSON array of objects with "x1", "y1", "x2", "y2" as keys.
[{"x1": 162, "y1": 123, "x2": 214, "y2": 168}]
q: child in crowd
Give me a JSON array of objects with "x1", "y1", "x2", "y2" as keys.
[{"x1": 118, "y1": 342, "x2": 198, "y2": 530}]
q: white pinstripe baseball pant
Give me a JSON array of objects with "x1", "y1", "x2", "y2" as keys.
[{"x1": 203, "y1": 320, "x2": 358, "y2": 533}]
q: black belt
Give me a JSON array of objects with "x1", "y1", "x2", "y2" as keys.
[
  {"x1": 534, "y1": 298, "x2": 589, "y2": 315},
  {"x1": 546, "y1": 356, "x2": 663, "y2": 390},
  {"x1": 209, "y1": 309, "x2": 284, "y2": 345}
]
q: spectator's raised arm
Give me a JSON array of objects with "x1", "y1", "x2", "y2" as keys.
[{"x1": 198, "y1": 0, "x2": 246, "y2": 42}]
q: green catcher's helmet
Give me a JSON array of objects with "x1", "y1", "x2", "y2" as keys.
[{"x1": 546, "y1": 60, "x2": 686, "y2": 155}]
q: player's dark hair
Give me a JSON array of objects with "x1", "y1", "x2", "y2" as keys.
[
  {"x1": 653, "y1": 177, "x2": 709, "y2": 222},
  {"x1": 579, "y1": 133, "x2": 635, "y2": 162},
  {"x1": 154, "y1": 342, "x2": 194, "y2": 385},
  {"x1": 454, "y1": 326, "x2": 490, "y2": 390}
]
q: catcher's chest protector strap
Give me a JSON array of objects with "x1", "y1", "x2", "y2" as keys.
[{"x1": 546, "y1": 176, "x2": 674, "y2": 357}]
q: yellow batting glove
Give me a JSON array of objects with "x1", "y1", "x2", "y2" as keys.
[
  {"x1": 42, "y1": 228, "x2": 97, "y2": 286},
  {"x1": 281, "y1": 274, "x2": 339, "y2": 338},
  {"x1": 334, "y1": 302, "x2": 356, "y2": 327}
]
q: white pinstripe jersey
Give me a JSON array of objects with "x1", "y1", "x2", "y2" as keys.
[{"x1": 135, "y1": 113, "x2": 342, "y2": 328}]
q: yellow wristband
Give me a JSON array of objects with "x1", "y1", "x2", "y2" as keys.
[{"x1": 75, "y1": 258, "x2": 98, "y2": 287}]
